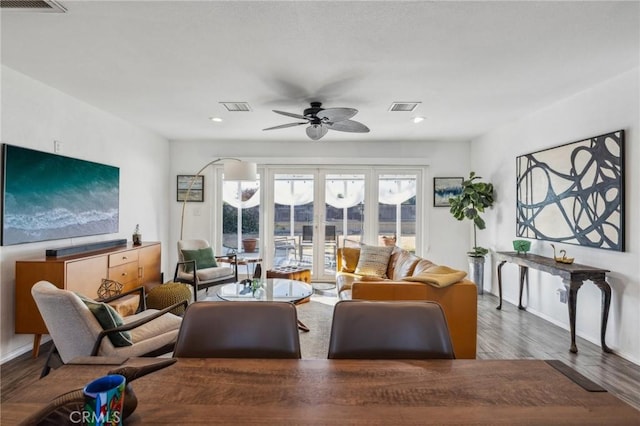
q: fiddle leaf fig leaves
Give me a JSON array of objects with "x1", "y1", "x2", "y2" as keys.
[{"x1": 448, "y1": 172, "x2": 495, "y2": 255}]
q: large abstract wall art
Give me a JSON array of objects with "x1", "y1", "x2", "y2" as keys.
[
  {"x1": 516, "y1": 130, "x2": 624, "y2": 251},
  {"x1": 1, "y1": 145, "x2": 120, "y2": 245}
]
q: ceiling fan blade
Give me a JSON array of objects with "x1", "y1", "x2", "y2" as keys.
[
  {"x1": 273, "y1": 110, "x2": 309, "y2": 121},
  {"x1": 317, "y1": 107, "x2": 358, "y2": 122},
  {"x1": 306, "y1": 124, "x2": 329, "y2": 140},
  {"x1": 263, "y1": 122, "x2": 307, "y2": 131},
  {"x1": 326, "y1": 120, "x2": 370, "y2": 133}
]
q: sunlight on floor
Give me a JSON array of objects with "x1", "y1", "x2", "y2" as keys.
[{"x1": 311, "y1": 287, "x2": 338, "y2": 307}]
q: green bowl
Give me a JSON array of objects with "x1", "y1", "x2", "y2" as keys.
[{"x1": 512, "y1": 240, "x2": 531, "y2": 253}]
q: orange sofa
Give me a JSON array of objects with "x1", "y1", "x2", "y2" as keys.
[{"x1": 336, "y1": 247, "x2": 477, "y2": 359}]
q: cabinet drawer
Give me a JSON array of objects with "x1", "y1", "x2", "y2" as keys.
[
  {"x1": 108, "y1": 262, "x2": 139, "y2": 284},
  {"x1": 109, "y1": 250, "x2": 139, "y2": 267}
]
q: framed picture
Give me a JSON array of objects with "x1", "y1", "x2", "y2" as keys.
[
  {"x1": 433, "y1": 177, "x2": 463, "y2": 207},
  {"x1": 177, "y1": 175, "x2": 204, "y2": 202},
  {"x1": 516, "y1": 130, "x2": 624, "y2": 251}
]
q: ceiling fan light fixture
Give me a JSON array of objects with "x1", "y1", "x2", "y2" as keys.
[{"x1": 306, "y1": 124, "x2": 328, "y2": 140}]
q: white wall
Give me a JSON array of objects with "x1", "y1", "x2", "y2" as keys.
[
  {"x1": 168, "y1": 139, "x2": 474, "y2": 273},
  {"x1": 0, "y1": 67, "x2": 171, "y2": 362},
  {"x1": 471, "y1": 68, "x2": 640, "y2": 363}
]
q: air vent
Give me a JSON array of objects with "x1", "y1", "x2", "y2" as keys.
[
  {"x1": 388, "y1": 102, "x2": 421, "y2": 112},
  {"x1": 220, "y1": 102, "x2": 252, "y2": 112},
  {"x1": 0, "y1": 0, "x2": 66, "y2": 12}
]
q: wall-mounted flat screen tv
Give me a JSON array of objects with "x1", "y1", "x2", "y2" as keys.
[{"x1": 1, "y1": 144, "x2": 120, "y2": 245}]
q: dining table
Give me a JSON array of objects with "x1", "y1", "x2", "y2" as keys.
[{"x1": 2, "y1": 357, "x2": 639, "y2": 425}]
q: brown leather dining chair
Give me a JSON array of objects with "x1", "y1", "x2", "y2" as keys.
[
  {"x1": 327, "y1": 300, "x2": 455, "y2": 359},
  {"x1": 173, "y1": 301, "x2": 301, "y2": 358}
]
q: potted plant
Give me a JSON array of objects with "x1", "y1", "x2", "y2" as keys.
[
  {"x1": 242, "y1": 238, "x2": 258, "y2": 253},
  {"x1": 448, "y1": 172, "x2": 495, "y2": 294}
]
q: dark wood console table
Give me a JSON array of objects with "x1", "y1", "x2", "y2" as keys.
[{"x1": 495, "y1": 251, "x2": 612, "y2": 354}]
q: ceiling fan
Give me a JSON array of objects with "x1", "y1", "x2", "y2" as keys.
[{"x1": 263, "y1": 102, "x2": 370, "y2": 140}]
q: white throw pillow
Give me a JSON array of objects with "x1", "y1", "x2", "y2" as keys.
[{"x1": 354, "y1": 245, "x2": 394, "y2": 278}]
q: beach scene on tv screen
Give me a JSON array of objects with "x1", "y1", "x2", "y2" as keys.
[{"x1": 2, "y1": 145, "x2": 120, "y2": 245}]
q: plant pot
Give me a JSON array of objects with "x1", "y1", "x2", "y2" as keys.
[
  {"x1": 242, "y1": 238, "x2": 258, "y2": 253},
  {"x1": 468, "y1": 255, "x2": 485, "y2": 295}
]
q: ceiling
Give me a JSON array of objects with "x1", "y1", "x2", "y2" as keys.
[{"x1": 2, "y1": 1, "x2": 639, "y2": 143}]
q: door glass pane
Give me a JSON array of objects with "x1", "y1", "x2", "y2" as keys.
[
  {"x1": 273, "y1": 174, "x2": 314, "y2": 268},
  {"x1": 325, "y1": 174, "x2": 365, "y2": 274},
  {"x1": 378, "y1": 174, "x2": 417, "y2": 252},
  {"x1": 222, "y1": 177, "x2": 261, "y2": 262}
]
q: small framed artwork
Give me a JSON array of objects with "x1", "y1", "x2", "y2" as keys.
[
  {"x1": 177, "y1": 175, "x2": 204, "y2": 202},
  {"x1": 433, "y1": 177, "x2": 463, "y2": 207}
]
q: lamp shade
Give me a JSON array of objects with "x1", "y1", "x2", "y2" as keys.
[{"x1": 223, "y1": 160, "x2": 257, "y2": 181}]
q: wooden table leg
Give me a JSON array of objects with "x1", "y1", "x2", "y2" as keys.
[
  {"x1": 593, "y1": 278, "x2": 613, "y2": 353},
  {"x1": 518, "y1": 266, "x2": 528, "y2": 310},
  {"x1": 32, "y1": 334, "x2": 42, "y2": 358},
  {"x1": 565, "y1": 279, "x2": 584, "y2": 353},
  {"x1": 496, "y1": 260, "x2": 506, "y2": 310}
]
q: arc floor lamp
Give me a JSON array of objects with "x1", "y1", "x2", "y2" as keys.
[{"x1": 179, "y1": 158, "x2": 257, "y2": 240}]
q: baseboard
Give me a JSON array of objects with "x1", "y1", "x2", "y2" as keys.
[{"x1": 0, "y1": 336, "x2": 51, "y2": 364}]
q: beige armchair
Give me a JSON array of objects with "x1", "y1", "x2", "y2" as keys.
[
  {"x1": 174, "y1": 239, "x2": 238, "y2": 301},
  {"x1": 32, "y1": 281, "x2": 184, "y2": 377}
]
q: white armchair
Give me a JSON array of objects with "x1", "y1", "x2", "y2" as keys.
[
  {"x1": 174, "y1": 239, "x2": 238, "y2": 301},
  {"x1": 32, "y1": 281, "x2": 184, "y2": 377}
]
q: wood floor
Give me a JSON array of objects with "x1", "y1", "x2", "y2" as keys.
[{"x1": 2, "y1": 293, "x2": 639, "y2": 411}]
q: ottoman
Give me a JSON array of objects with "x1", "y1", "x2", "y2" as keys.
[
  {"x1": 266, "y1": 266, "x2": 311, "y2": 283},
  {"x1": 147, "y1": 282, "x2": 192, "y2": 315}
]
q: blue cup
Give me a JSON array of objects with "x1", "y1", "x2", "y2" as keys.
[{"x1": 82, "y1": 374, "x2": 126, "y2": 425}]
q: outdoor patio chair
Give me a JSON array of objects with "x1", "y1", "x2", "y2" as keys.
[
  {"x1": 274, "y1": 236, "x2": 298, "y2": 266},
  {"x1": 300, "y1": 225, "x2": 338, "y2": 266}
]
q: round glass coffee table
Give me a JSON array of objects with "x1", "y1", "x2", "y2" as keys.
[
  {"x1": 215, "y1": 279, "x2": 313, "y2": 331},
  {"x1": 216, "y1": 278, "x2": 312, "y2": 303}
]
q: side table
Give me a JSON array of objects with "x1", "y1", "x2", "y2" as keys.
[
  {"x1": 218, "y1": 257, "x2": 262, "y2": 281},
  {"x1": 495, "y1": 251, "x2": 612, "y2": 354}
]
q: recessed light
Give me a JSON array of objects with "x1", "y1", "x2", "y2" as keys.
[
  {"x1": 412, "y1": 116, "x2": 425, "y2": 123},
  {"x1": 209, "y1": 117, "x2": 223, "y2": 122}
]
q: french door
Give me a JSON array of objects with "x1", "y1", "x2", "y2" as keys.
[
  {"x1": 269, "y1": 168, "x2": 367, "y2": 281},
  {"x1": 265, "y1": 167, "x2": 421, "y2": 281}
]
